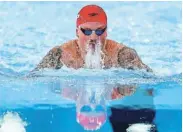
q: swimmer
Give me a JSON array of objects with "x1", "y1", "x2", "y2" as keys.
[{"x1": 34, "y1": 4, "x2": 152, "y2": 72}]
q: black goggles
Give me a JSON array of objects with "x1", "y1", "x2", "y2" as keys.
[
  {"x1": 80, "y1": 26, "x2": 107, "y2": 36},
  {"x1": 80, "y1": 105, "x2": 105, "y2": 112}
]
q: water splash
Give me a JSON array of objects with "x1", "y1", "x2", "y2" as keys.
[
  {"x1": 84, "y1": 39, "x2": 104, "y2": 69},
  {"x1": 127, "y1": 123, "x2": 153, "y2": 132},
  {"x1": 0, "y1": 112, "x2": 27, "y2": 132}
]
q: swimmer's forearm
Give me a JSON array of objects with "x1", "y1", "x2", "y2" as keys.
[{"x1": 140, "y1": 63, "x2": 153, "y2": 72}]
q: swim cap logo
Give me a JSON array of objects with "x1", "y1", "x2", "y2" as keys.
[
  {"x1": 88, "y1": 12, "x2": 98, "y2": 17},
  {"x1": 77, "y1": 14, "x2": 80, "y2": 18},
  {"x1": 76, "y1": 5, "x2": 107, "y2": 27}
]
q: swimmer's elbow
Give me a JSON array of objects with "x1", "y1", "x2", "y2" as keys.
[
  {"x1": 146, "y1": 66, "x2": 153, "y2": 73},
  {"x1": 140, "y1": 63, "x2": 153, "y2": 73}
]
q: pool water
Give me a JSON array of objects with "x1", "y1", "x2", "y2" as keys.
[{"x1": 0, "y1": 1, "x2": 182, "y2": 132}]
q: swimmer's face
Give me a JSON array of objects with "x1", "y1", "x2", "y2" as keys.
[{"x1": 77, "y1": 22, "x2": 107, "y2": 55}]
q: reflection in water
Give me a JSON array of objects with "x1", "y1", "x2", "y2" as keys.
[
  {"x1": 61, "y1": 81, "x2": 107, "y2": 130},
  {"x1": 59, "y1": 79, "x2": 157, "y2": 131},
  {"x1": 76, "y1": 90, "x2": 107, "y2": 131}
]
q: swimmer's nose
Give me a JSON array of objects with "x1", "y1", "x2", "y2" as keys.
[{"x1": 90, "y1": 31, "x2": 98, "y2": 41}]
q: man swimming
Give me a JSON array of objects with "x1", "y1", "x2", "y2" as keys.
[{"x1": 34, "y1": 4, "x2": 152, "y2": 72}]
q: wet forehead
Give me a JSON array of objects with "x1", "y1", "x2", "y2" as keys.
[{"x1": 80, "y1": 22, "x2": 106, "y2": 29}]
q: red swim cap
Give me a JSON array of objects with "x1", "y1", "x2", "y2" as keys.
[
  {"x1": 76, "y1": 5, "x2": 107, "y2": 28},
  {"x1": 77, "y1": 112, "x2": 106, "y2": 130}
]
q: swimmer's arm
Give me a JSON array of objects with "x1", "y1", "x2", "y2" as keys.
[
  {"x1": 103, "y1": 84, "x2": 137, "y2": 100},
  {"x1": 111, "y1": 84, "x2": 137, "y2": 100},
  {"x1": 117, "y1": 47, "x2": 153, "y2": 72},
  {"x1": 34, "y1": 46, "x2": 63, "y2": 71}
]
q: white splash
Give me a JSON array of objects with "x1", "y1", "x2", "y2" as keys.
[
  {"x1": 0, "y1": 112, "x2": 27, "y2": 132},
  {"x1": 84, "y1": 40, "x2": 104, "y2": 69},
  {"x1": 127, "y1": 123, "x2": 152, "y2": 132}
]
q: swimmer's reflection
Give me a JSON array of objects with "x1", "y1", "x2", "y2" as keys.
[
  {"x1": 60, "y1": 82, "x2": 156, "y2": 131},
  {"x1": 61, "y1": 83, "x2": 107, "y2": 131},
  {"x1": 76, "y1": 87, "x2": 107, "y2": 131}
]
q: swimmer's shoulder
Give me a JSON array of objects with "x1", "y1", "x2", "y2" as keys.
[
  {"x1": 104, "y1": 39, "x2": 127, "y2": 58},
  {"x1": 60, "y1": 39, "x2": 80, "y2": 59},
  {"x1": 42, "y1": 39, "x2": 77, "y2": 61},
  {"x1": 105, "y1": 39, "x2": 152, "y2": 72},
  {"x1": 105, "y1": 39, "x2": 126, "y2": 51},
  {"x1": 105, "y1": 39, "x2": 141, "y2": 56},
  {"x1": 34, "y1": 39, "x2": 78, "y2": 70},
  {"x1": 60, "y1": 39, "x2": 83, "y2": 68},
  {"x1": 60, "y1": 39, "x2": 78, "y2": 50}
]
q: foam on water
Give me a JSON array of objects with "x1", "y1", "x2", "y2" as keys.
[
  {"x1": 127, "y1": 123, "x2": 153, "y2": 132},
  {"x1": 0, "y1": 112, "x2": 27, "y2": 132}
]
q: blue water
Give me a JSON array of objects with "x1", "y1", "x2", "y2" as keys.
[{"x1": 0, "y1": 1, "x2": 182, "y2": 132}]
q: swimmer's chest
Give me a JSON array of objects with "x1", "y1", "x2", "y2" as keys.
[{"x1": 60, "y1": 40, "x2": 124, "y2": 69}]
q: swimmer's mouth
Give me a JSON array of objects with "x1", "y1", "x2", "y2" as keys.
[{"x1": 88, "y1": 43, "x2": 96, "y2": 51}]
